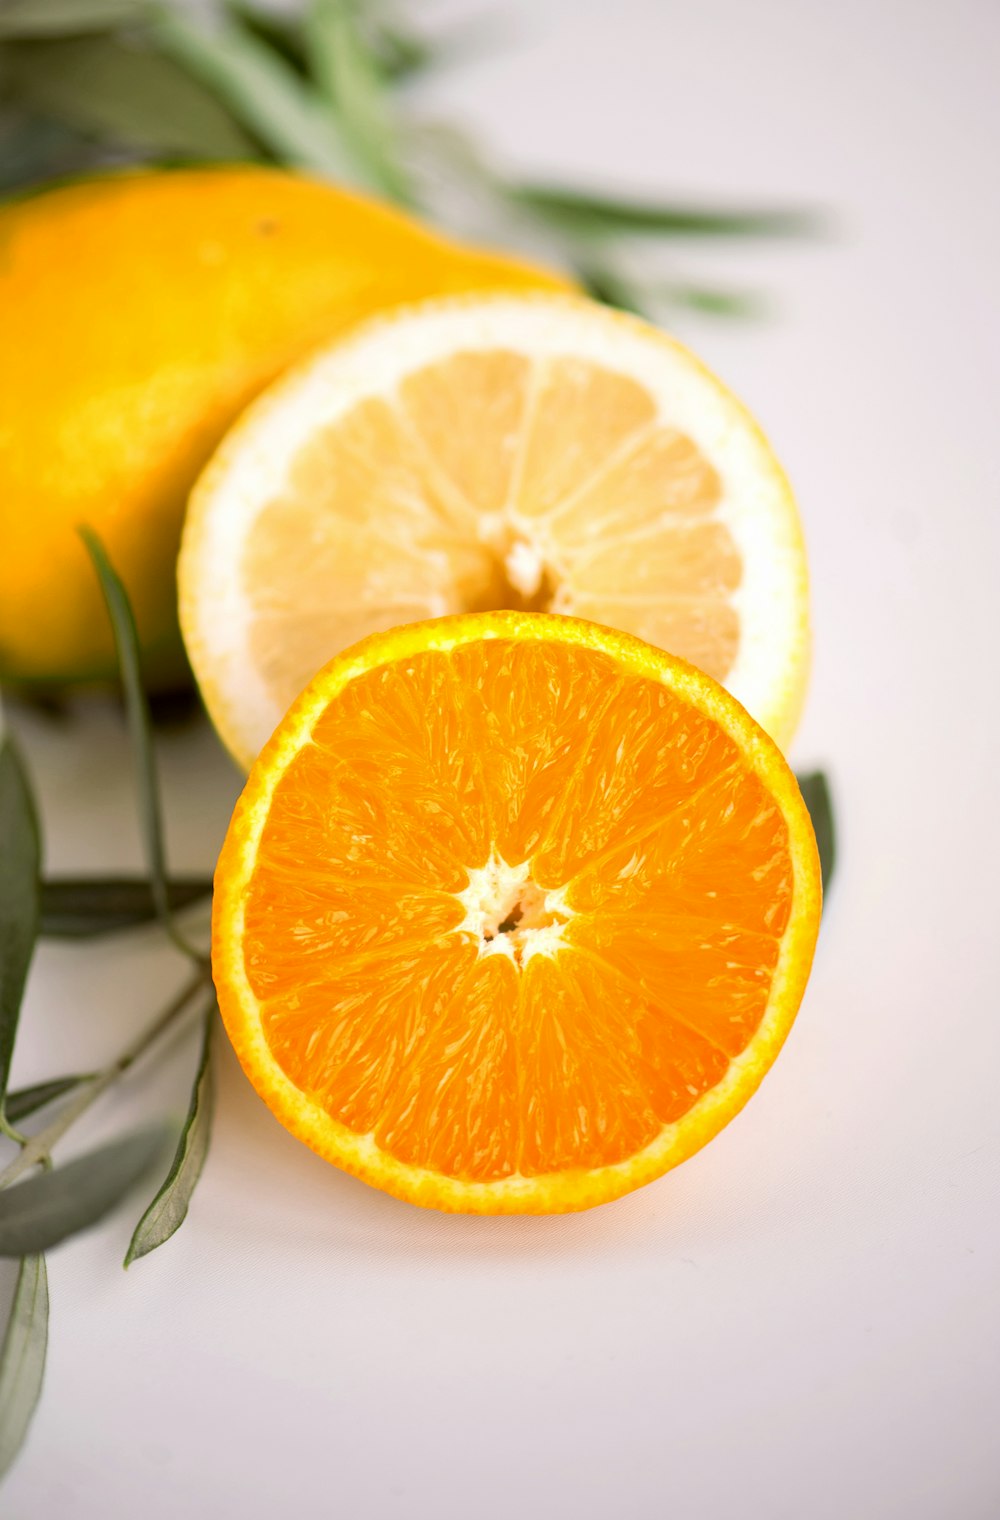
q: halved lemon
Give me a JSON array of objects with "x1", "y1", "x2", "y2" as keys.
[
  {"x1": 181, "y1": 294, "x2": 809, "y2": 769},
  {"x1": 212, "y1": 612, "x2": 821, "y2": 1215}
]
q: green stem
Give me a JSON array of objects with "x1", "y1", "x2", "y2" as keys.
[
  {"x1": 78, "y1": 527, "x2": 208, "y2": 970},
  {"x1": 0, "y1": 966, "x2": 209, "y2": 1191},
  {"x1": 0, "y1": 1115, "x2": 27, "y2": 1147}
]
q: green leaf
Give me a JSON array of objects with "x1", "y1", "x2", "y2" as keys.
[
  {"x1": 0, "y1": 1255, "x2": 48, "y2": 1482},
  {"x1": 374, "y1": 9, "x2": 509, "y2": 81},
  {"x1": 5, "y1": 35, "x2": 259, "y2": 160},
  {"x1": 509, "y1": 183, "x2": 816, "y2": 239},
  {"x1": 369, "y1": 22, "x2": 435, "y2": 81},
  {"x1": 0, "y1": 109, "x2": 107, "y2": 196},
  {"x1": 574, "y1": 259, "x2": 761, "y2": 322},
  {"x1": 0, "y1": 0, "x2": 148, "y2": 39},
  {"x1": 0, "y1": 739, "x2": 41, "y2": 1107},
  {"x1": 125, "y1": 1004, "x2": 215, "y2": 1266},
  {"x1": 79, "y1": 528, "x2": 203, "y2": 964},
  {"x1": 4, "y1": 1076, "x2": 91, "y2": 1126},
  {"x1": 572, "y1": 260, "x2": 652, "y2": 317},
  {"x1": 304, "y1": 0, "x2": 413, "y2": 201},
  {"x1": 664, "y1": 283, "x2": 762, "y2": 319},
  {"x1": 40, "y1": 875, "x2": 213, "y2": 939},
  {"x1": 151, "y1": 8, "x2": 359, "y2": 180},
  {"x1": 225, "y1": 0, "x2": 309, "y2": 75},
  {"x1": 0, "y1": 1127, "x2": 169, "y2": 1257},
  {"x1": 796, "y1": 770, "x2": 836, "y2": 896}
]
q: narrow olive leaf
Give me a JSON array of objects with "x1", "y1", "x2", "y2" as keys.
[
  {"x1": 0, "y1": 680, "x2": 75, "y2": 723},
  {"x1": 4, "y1": 1076, "x2": 92, "y2": 1126},
  {"x1": 40, "y1": 876, "x2": 213, "y2": 939},
  {"x1": 144, "y1": 683, "x2": 204, "y2": 727},
  {"x1": 664, "y1": 283, "x2": 762, "y2": 319},
  {"x1": 0, "y1": 1126, "x2": 169, "y2": 1258},
  {"x1": 0, "y1": 739, "x2": 41, "y2": 1107},
  {"x1": 572, "y1": 260, "x2": 653, "y2": 317},
  {"x1": 0, "y1": 1255, "x2": 48, "y2": 1482},
  {"x1": 6, "y1": 35, "x2": 258, "y2": 160},
  {"x1": 303, "y1": 0, "x2": 413, "y2": 200},
  {"x1": 509, "y1": 184, "x2": 816, "y2": 239},
  {"x1": 79, "y1": 527, "x2": 203, "y2": 964},
  {"x1": 125, "y1": 1004, "x2": 215, "y2": 1267},
  {"x1": 370, "y1": 22, "x2": 436, "y2": 80},
  {"x1": 796, "y1": 771, "x2": 836, "y2": 895},
  {"x1": 579, "y1": 265, "x2": 762, "y2": 320},
  {"x1": 376, "y1": 6, "x2": 511, "y2": 81},
  {"x1": 0, "y1": 0, "x2": 148, "y2": 39},
  {"x1": 151, "y1": 8, "x2": 359, "y2": 179},
  {"x1": 226, "y1": 0, "x2": 309, "y2": 76},
  {"x1": 0, "y1": 112, "x2": 97, "y2": 197}
]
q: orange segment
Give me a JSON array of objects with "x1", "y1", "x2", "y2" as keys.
[
  {"x1": 261, "y1": 936, "x2": 475, "y2": 1137},
  {"x1": 515, "y1": 953, "x2": 660, "y2": 1173},
  {"x1": 446, "y1": 637, "x2": 627, "y2": 865},
  {"x1": 375, "y1": 953, "x2": 521, "y2": 1182},
  {"x1": 212, "y1": 612, "x2": 820, "y2": 1214},
  {"x1": 549, "y1": 952, "x2": 730, "y2": 1129},
  {"x1": 562, "y1": 764, "x2": 794, "y2": 931},
  {"x1": 181, "y1": 295, "x2": 810, "y2": 770}
]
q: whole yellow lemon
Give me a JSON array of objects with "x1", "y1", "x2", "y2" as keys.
[{"x1": 0, "y1": 165, "x2": 568, "y2": 688}]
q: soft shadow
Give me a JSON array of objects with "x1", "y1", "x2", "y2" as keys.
[{"x1": 208, "y1": 1037, "x2": 691, "y2": 1262}]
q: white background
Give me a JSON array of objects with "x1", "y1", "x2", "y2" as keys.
[{"x1": 4, "y1": 1, "x2": 1000, "y2": 1515}]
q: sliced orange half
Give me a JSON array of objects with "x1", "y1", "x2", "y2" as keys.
[
  {"x1": 212, "y1": 612, "x2": 820, "y2": 1215},
  {"x1": 181, "y1": 294, "x2": 809, "y2": 769}
]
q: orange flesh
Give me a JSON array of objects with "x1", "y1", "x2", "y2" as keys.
[
  {"x1": 243, "y1": 639, "x2": 792, "y2": 1183},
  {"x1": 243, "y1": 351, "x2": 738, "y2": 717}
]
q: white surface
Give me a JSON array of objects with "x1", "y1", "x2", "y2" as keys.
[{"x1": 4, "y1": 0, "x2": 1000, "y2": 1515}]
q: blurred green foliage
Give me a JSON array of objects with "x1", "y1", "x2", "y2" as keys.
[{"x1": 0, "y1": 0, "x2": 815, "y2": 317}]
